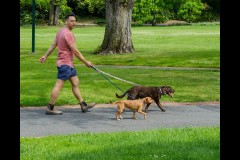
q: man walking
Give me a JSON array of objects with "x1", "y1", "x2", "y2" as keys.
[{"x1": 39, "y1": 12, "x2": 96, "y2": 115}]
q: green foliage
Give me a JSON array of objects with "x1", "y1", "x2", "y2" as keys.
[
  {"x1": 20, "y1": 0, "x2": 219, "y2": 25},
  {"x1": 94, "y1": 18, "x2": 106, "y2": 25},
  {"x1": 202, "y1": 0, "x2": 220, "y2": 15},
  {"x1": 198, "y1": 2, "x2": 218, "y2": 21},
  {"x1": 177, "y1": 0, "x2": 205, "y2": 22},
  {"x1": 58, "y1": 5, "x2": 72, "y2": 21},
  {"x1": 78, "y1": 0, "x2": 105, "y2": 16},
  {"x1": 53, "y1": 0, "x2": 63, "y2": 5},
  {"x1": 131, "y1": 20, "x2": 144, "y2": 26},
  {"x1": 132, "y1": 0, "x2": 217, "y2": 24},
  {"x1": 20, "y1": 0, "x2": 50, "y2": 25},
  {"x1": 20, "y1": 0, "x2": 71, "y2": 25},
  {"x1": 132, "y1": 0, "x2": 181, "y2": 25}
]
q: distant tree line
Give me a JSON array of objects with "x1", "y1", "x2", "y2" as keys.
[{"x1": 20, "y1": 0, "x2": 220, "y2": 26}]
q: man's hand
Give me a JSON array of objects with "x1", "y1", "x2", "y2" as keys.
[
  {"x1": 39, "y1": 56, "x2": 47, "y2": 63},
  {"x1": 85, "y1": 61, "x2": 94, "y2": 68}
]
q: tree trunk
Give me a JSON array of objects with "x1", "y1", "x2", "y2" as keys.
[
  {"x1": 98, "y1": 0, "x2": 135, "y2": 55},
  {"x1": 49, "y1": 0, "x2": 55, "y2": 25},
  {"x1": 54, "y1": 6, "x2": 60, "y2": 25},
  {"x1": 48, "y1": 0, "x2": 59, "y2": 26}
]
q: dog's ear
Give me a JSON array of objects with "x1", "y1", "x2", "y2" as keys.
[
  {"x1": 143, "y1": 97, "x2": 148, "y2": 103},
  {"x1": 150, "y1": 97, "x2": 153, "y2": 103},
  {"x1": 164, "y1": 86, "x2": 175, "y2": 93},
  {"x1": 146, "y1": 97, "x2": 153, "y2": 103},
  {"x1": 143, "y1": 97, "x2": 147, "y2": 102},
  {"x1": 165, "y1": 86, "x2": 175, "y2": 98}
]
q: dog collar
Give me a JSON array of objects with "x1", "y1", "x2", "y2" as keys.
[{"x1": 158, "y1": 87, "x2": 163, "y2": 95}]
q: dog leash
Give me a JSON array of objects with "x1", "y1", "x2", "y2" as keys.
[{"x1": 92, "y1": 66, "x2": 139, "y2": 93}]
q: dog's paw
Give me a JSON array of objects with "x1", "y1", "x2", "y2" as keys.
[{"x1": 162, "y1": 109, "x2": 166, "y2": 112}]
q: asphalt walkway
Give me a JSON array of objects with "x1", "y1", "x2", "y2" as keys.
[{"x1": 20, "y1": 102, "x2": 220, "y2": 137}]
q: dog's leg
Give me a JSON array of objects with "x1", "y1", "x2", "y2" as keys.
[
  {"x1": 116, "y1": 111, "x2": 123, "y2": 120},
  {"x1": 138, "y1": 110, "x2": 147, "y2": 119},
  {"x1": 144, "y1": 103, "x2": 151, "y2": 113},
  {"x1": 118, "y1": 110, "x2": 123, "y2": 120},
  {"x1": 116, "y1": 106, "x2": 122, "y2": 120},
  {"x1": 116, "y1": 105, "x2": 125, "y2": 120},
  {"x1": 115, "y1": 111, "x2": 120, "y2": 120},
  {"x1": 155, "y1": 100, "x2": 166, "y2": 112},
  {"x1": 132, "y1": 111, "x2": 137, "y2": 119}
]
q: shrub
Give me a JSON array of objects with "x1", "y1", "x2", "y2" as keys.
[{"x1": 177, "y1": 0, "x2": 205, "y2": 23}]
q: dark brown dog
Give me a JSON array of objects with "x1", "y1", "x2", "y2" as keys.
[
  {"x1": 113, "y1": 97, "x2": 153, "y2": 120},
  {"x1": 116, "y1": 85, "x2": 175, "y2": 112}
]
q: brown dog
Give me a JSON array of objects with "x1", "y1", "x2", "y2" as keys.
[
  {"x1": 113, "y1": 97, "x2": 153, "y2": 120},
  {"x1": 116, "y1": 85, "x2": 175, "y2": 112}
]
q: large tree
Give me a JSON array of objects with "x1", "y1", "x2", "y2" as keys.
[{"x1": 98, "y1": 0, "x2": 135, "y2": 55}]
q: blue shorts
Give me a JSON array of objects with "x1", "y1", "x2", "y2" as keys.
[{"x1": 57, "y1": 65, "x2": 77, "y2": 80}]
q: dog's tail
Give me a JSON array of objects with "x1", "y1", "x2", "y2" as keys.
[
  {"x1": 115, "y1": 92, "x2": 128, "y2": 98},
  {"x1": 111, "y1": 101, "x2": 119, "y2": 104}
]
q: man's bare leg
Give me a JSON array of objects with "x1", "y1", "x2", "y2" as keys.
[
  {"x1": 69, "y1": 76, "x2": 96, "y2": 112},
  {"x1": 46, "y1": 79, "x2": 65, "y2": 115}
]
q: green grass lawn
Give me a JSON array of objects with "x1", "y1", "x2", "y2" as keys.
[
  {"x1": 20, "y1": 64, "x2": 219, "y2": 106},
  {"x1": 21, "y1": 24, "x2": 219, "y2": 68},
  {"x1": 20, "y1": 127, "x2": 220, "y2": 160},
  {"x1": 20, "y1": 24, "x2": 219, "y2": 106}
]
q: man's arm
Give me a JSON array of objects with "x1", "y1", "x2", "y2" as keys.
[
  {"x1": 39, "y1": 39, "x2": 57, "y2": 63},
  {"x1": 69, "y1": 43, "x2": 93, "y2": 68}
]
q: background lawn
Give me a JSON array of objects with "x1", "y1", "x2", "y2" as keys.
[{"x1": 20, "y1": 24, "x2": 220, "y2": 106}]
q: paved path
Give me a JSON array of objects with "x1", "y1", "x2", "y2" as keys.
[{"x1": 20, "y1": 102, "x2": 220, "y2": 137}]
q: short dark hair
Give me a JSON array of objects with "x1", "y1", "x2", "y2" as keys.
[{"x1": 65, "y1": 12, "x2": 76, "y2": 20}]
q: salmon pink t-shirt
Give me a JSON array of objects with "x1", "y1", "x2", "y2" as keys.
[{"x1": 55, "y1": 27, "x2": 75, "y2": 68}]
